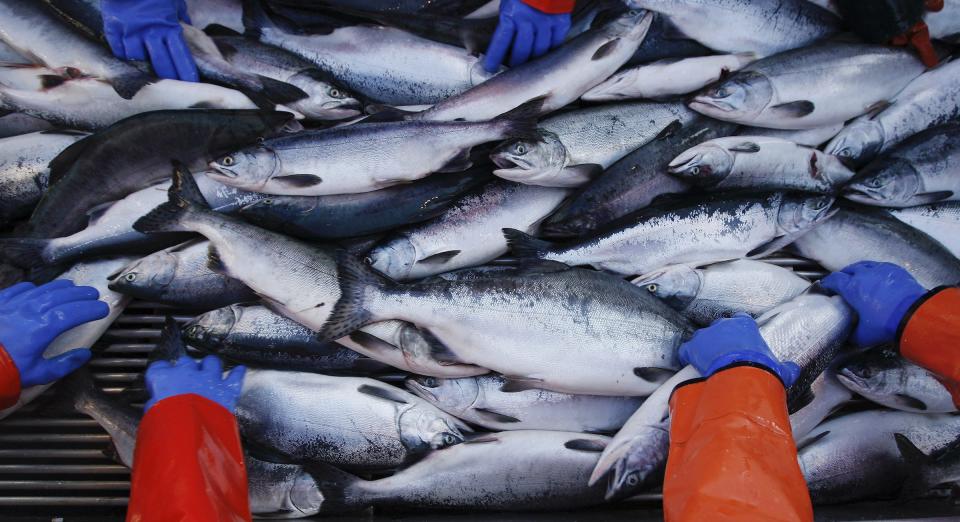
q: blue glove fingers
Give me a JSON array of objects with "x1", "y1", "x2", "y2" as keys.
[
  {"x1": 201, "y1": 354, "x2": 222, "y2": 374},
  {"x1": 45, "y1": 300, "x2": 110, "y2": 333},
  {"x1": 144, "y1": 29, "x2": 178, "y2": 80},
  {"x1": 551, "y1": 17, "x2": 570, "y2": 47},
  {"x1": 34, "y1": 286, "x2": 100, "y2": 314},
  {"x1": 25, "y1": 348, "x2": 92, "y2": 386},
  {"x1": 484, "y1": 17, "x2": 516, "y2": 73},
  {"x1": 123, "y1": 33, "x2": 148, "y2": 62},
  {"x1": 103, "y1": 19, "x2": 128, "y2": 59},
  {"x1": 176, "y1": 0, "x2": 191, "y2": 24},
  {"x1": 0, "y1": 282, "x2": 35, "y2": 304},
  {"x1": 6, "y1": 280, "x2": 74, "y2": 307},
  {"x1": 842, "y1": 261, "x2": 880, "y2": 275},
  {"x1": 819, "y1": 271, "x2": 851, "y2": 296},
  {"x1": 163, "y1": 30, "x2": 200, "y2": 82},
  {"x1": 175, "y1": 355, "x2": 197, "y2": 369},
  {"x1": 509, "y1": 21, "x2": 535, "y2": 68},
  {"x1": 532, "y1": 25, "x2": 552, "y2": 58},
  {"x1": 224, "y1": 365, "x2": 246, "y2": 388}
]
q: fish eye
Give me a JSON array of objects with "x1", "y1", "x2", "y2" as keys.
[
  {"x1": 690, "y1": 166, "x2": 700, "y2": 175},
  {"x1": 837, "y1": 147, "x2": 851, "y2": 158},
  {"x1": 626, "y1": 474, "x2": 639, "y2": 487},
  {"x1": 515, "y1": 144, "x2": 527, "y2": 155},
  {"x1": 221, "y1": 156, "x2": 235, "y2": 166},
  {"x1": 867, "y1": 177, "x2": 885, "y2": 188},
  {"x1": 714, "y1": 87, "x2": 729, "y2": 98},
  {"x1": 123, "y1": 273, "x2": 137, "y2": 282},
  {"x1": 363, "y1": 256, "x2": 374, "y2": 265},
  {"x1": 646, "y1": 284, "x2": 658, "y2": 293},
  {"x1": 442, "y1": 433, "x2": 458, "y2": 445},
  {"x1": 423, "y1": 377, "x2": 438, "y2": 387},
  {"x1": 256, "y1": 136, "x2": 266, "y2": 145},
  {"x1": 263, "y1": 199, "x2": 273, "y2": 205},
  {"x1": 329, "y1": 87, "x2": 342, "y2": 98}
]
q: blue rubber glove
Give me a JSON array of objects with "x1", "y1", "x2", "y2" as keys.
[
  {"x1": 484, "y1": 0, "x2": 572, "y2": 73},
  {"x1": 144, "y1": 355, "x2": 246, "y2": 412},
  {"x1": 820, "y1": 261, "x2": 927, "y2": 348},
  {"x1": 0, "y1": 280, "x2": 109, "y2": 387},
  {"x1": 679, "y1": 313, "x2": 801, "y2": 387},
  {"x1": 102, "y1": 0, "x2": 199, "y2": 82}
]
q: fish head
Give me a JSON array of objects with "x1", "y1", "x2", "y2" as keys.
[
  {"x1": 405, "y1": 376, "x2": 480, "y2": 413},
  {"x1": 843, "y1": 159, "x2": 920, "y2": 207},
  {"x1": 399, "y1": 405, "x2": 466, "y2": 452},
  {"x1": 667, "y1": 143, "x2": 734, "y2": 184},
  {"x1": 107, "y1": 252, "x2": 177, "y2": 298},
  {"x1": 603, "y1": 9, "x2": 655, "y2": 42},
  {"x1": 181, "y1": 304, "x2": 239, "y2": 350},
  {"x1": 208, "y1": 146, "x2": 281, "y2": 191},
  {"x1": 491, "y1": 131, "x2": 568, "y2": 185},
  {"x1": 366, "y1": 237, "x2": 418, "y2": 280},
  {"x1": 286, "y1": 70, "x2": 362, "y2": 121},
  {"x1": 605, "y1": 428, "x2": 670, "y2": 501},
  {"x1": 777, "y1": 194, "x2": 836, "y2": 236},
  {"x1": 689, "y1": 71, "x2": 772, "y2": 123},
  {"x1": 631, "y1": 265, "x2": 701, "y2": 311},
  {"x1": 581, "y1": 68, "x2": 642, "y2": 102},
  {"x1": 825, "y1": 120, "x2": 884, "y2": 168}
]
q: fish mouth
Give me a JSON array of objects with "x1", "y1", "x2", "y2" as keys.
[
  {"x1": 491, "y1": 155, "x2": 530, "y2": 171},
  {"x1": 208, "y1": 163, "x2": 239, "y2": 179},
  {"x1": 841, "y1": 187, "x2": 884, "y2": 206},
  {"x1": 835, "y1": 368, "x2": 867, "y2": 391},
  {"x1": 688, "y1": 97, "x2": 735, "y2": 114},
  {"x1": 404, "y1": 379, "x2": 438, "y2": 402}
]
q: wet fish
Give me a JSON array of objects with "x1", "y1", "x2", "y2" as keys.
[
  {"x1": 540, "y1": 117, "x2": 737, "y2": 238},
  {"x1": 632, "y1": 259, "x2": 811, "y2": 326},
  {"x1": 207, "y1": 100, "x2": 539, "y2": 196},
  {"x1": 690, "y1": 43, "x2": 925, "y2": 130},
  {"x1": 826, "y1": 58, "x2": 960, "y2": 167},
  {"x1": 625, "y1": 10, "x2": 712, "y2": 65},
  {"x1": 413, "y1": 10, "x2": 655, "y2": 122},
  {"x1": 790, "y1": 364, "x2": 853, "y2": 440},
  {"x1": 406, "y1": 374, "x2": 643, "y2": 433},
  {"x1": 625, "y1": 0, "x2": 838, "y2": 56},
  {"x1": 505, "y1": 192, "x2": 836, "y2": 277},
  {"x1": 238, "y1": 369, "x2": 468, "y2": 471},
  {"x1": 183, "y1": 303, "x2": 390, "y2": 374},
  {"x1": 107, "y1": 239, "x2": 257, "y2": 310},
  {"x1": 592, "y1": 292, "x2": 853, "y2": 500},
  {"x1": 310, "y1": 431, "x2": 610, "y2": 512},
  {"x1": 244, "y1": 0, "x2": 494, "y2": 105},
  {"x1": 367, "y1": 180, "x2": 569, "y2": 280},
  {"x1": 28, "y1": 109, "x2": 296, "y2": 239},
  {"x1": 0, "y1": 256, "x2": 133, "y2": 419},
  {"x1": 668, "y1": 136, "x2": 854, "y2": 193},
  {"x1": 0, "y1": 112, "x2": 54, "y2": 139},
  {"x1": 844, "y1": 124, "x2": 960, "y2": 208},
  {"x1": 0, "y1": 130, "x2": 87, "y2": 227},
  {"x1": 238, "y1": 169, "x2": 492, "y2": 240},
  {"x1": 737, "y1": 122, "x2": 844, "y2": 147},
  {"x1": 889, "y1": 202, "x2": 960, "y2": 257},
  {"x1": 925, "y1": 0, "x2": 960, "y2": 41},
  {"x1": 582, "y1": 53, "x2": 756, "y2": 101},
  {"x1": 0, "y1": 66, "x2": 259, "y2": 130},
  {"x1": 798, "y1": 410, "x2": 960, "y2": 504},
  {"x1": 211, "y1": 33, "x2": 363, "y2": 120},
  {"x1": 837, "y1": 349, "x2": 957, "y2": 413},
  {"x1": 790, "y1": 207, "x2": 960, "y2": 288},
  {"x1": 185, "y1": 0, "x2": 244, "y2": 33},
  {"x1": 0, "y1": 0, "x2": 153, "y2": 99},
  {"x1": 490, "y1": 101, "x2": 696, "y2": 187}
]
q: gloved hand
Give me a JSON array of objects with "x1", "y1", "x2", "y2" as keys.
[
  {"x1": 484, "y1": 0, "x2": 572, "y2": 73},
  {"x1": 102, "y1": 0, "x2": 199, "y2": 82},
  {"x1": 144, "y1": 355, "x2": 246, "y2": 412},
  {"x1": 0, "y1": 280, "x2": 109, "y2": 387},
  {"x1": 820, "y1": 261, "x2": 927, "y2": 348},
  {"x1": 679, "y1": 313, "x2": 801, "y2": 387}
]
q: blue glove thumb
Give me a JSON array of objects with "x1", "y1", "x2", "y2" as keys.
[
  {"x1": 21, "y1": 348, "x2": 92, "y2": 387},
  {"x1": 778, "y1": 361, "x2": 801, "y2": 389}
]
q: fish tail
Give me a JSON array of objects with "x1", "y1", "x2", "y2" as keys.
[
  {"x1": 133, "y1": 162, "x2": 209, "y2": 234},
  {"x1": 502, "y1": 228, "x2": 553, "y2": 259},
  {"x1": 110, "y1": 70, "x2": 154, "y2": 100},
  {"x1": 315, "y1": 251, "x2": 389, "y2": 343},
  {"x1": 150, "y1": 317, "x2": 189, "y2": 364},
  {"x1": 493, "y1": 97, "x2": 545, "y2": 140},
  {"x1": 256, "y1": 75, "x2": 309, "y2": 105},
  {"x1": 0, "y1": 237, "x2": 49, "y2": 269},
  {"x1": 305, "y1": 461, "x2": 368, "y2": 513}
]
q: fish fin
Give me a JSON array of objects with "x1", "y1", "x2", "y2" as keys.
[
  {"x1": 257, "y1": 75, "x2": 310, "y2": 104},
  {"x1": 564, "y1": 163, "x2": 604, "y2": 182},
  {"x1": 357, "y1": 383, "x2": 409, "y2": 404},
  {"x1": 315, "y1": 251, "x2": 383, "y2": 342},
  {"x1": 39, "y1": 74, "x2": 68, "y2": 89},
  {"x1": 746, "y1": 235, "x2": 796, "y2": 259},
  {"x1": 85, "y1": 201, "x2": 117, "y2": 225},
  {"x1": 347, "y1": 329, "x2": 399, "y2": 355},
  {"x1": 206, "y1": 244, "x2": 228, "y2": 275},
  {"x1": 133, "y1": 162, "x2": 209, "y2": 234},
  {"x1": 0, "y1": 238, "x2": 49, "y2": 269},
  {"x1": 204, "y1": 24, "x2": 244, "y2": 37},
  {"x1": 303, "y1": 461, "x2": 365, "y2": 514},
  {"x1": 436, "y1": 149, "x2": 474, "y2": 173},
  {"x1": 796, "y1": 430, "x2": 830, "y2": 453},
  {"x1": 38, "y1": 129, "x2": 88, "y2": 137},
  {"x1": 769, "y1": 100, "x2": 815, "y2": 118},
  {"x1": 728, "y1": 141, "x2": 761, "y2": 153},
  {"x1": 110, "y1": 70, "x2": 154, "y2": 100},
  {"x1": 427, "y1": 334, "x2": 468, "y2": 364},
  {"x1": 499, "y1": 376, "x2": 544, "y2": 393},
  {"x1": 502, "y1": 228, "x2": 554, "y2": 259},
  {"x1": 588, "y1": 441, "x2": 633, "y2": 486},
  {"x1": 865, "y1": 100, "x2": 892, "y2": 118},
  {"x1": 418, "y1": 250, "x2": 461, "y2": 265},
  {"x1": 654, "y1": 119, "x2": 682, "y2": 140},
  {"x1": 894, "y1": 393, "x2": 929, "y2": 411},
  {"x1": 565, "y1": 438, "x2": 609, "y2": 453},
  {"x1": 47, "y1": 133, "x2": 96, "y2": 187},
  {"x1": 592, "y1": 38, "x2": 621, "y2": 61},
  {"x1": 910, "y1": 190, "x2": 955, "y2": 205},
  {"x1": 272, "y1": 174, "x2": 324, "y2": 188},
  {"x1": 510, "y1": 259, "x2": 572, "y2": 276},
  {"x1": 894, "y1": 433, "x2": 933, "y2": 499},
  {"x1": 472, "y1": 408, "x2": 521, "y2": 424},
  {"x1": 633, "y1": 367, "x2": 674, "y2": 385},
  {"x1": 493, "y1": 97, "x2": 545, "y2": 140},
  {"x1": 188, "y1": 101, "x2": 221, "y2": 109},
  {"x1": 463, "y1": 434, "x2": 500, "y2": 444},
  {"x1": 150, "y1": 317, "x2": 189, "y2": 363}
]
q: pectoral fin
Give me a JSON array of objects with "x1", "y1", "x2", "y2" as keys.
[{"x1": 769, "y1": 100, "x2": 815, "y2": 118}]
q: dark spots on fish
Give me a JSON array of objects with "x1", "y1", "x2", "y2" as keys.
[
  {"x1": 895, "y1": 393, "x2": 927, "y2": 411},
  {"x1": 315, "y1": 302, "x2": 326, "y2": 308},
  {"x1": 40, "y1": 74, "x2": 67, "y2": 90},
  {"x1": 729, "y1": 141, "x2": 760, "y2": 153}
]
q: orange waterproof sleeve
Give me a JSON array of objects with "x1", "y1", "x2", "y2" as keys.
[
  {"x1": 126, "y1": 394, "x2": 251, "y2": 522},
  {"x1": 899, "y1": 287, "x2": 960, "y2": 407},
  {"x1": 0, "y1": 344, "x2": 21, "y2": 410},
  {"x1": 664, "y1": 365, "x2": 813, "y2": 522},
  {"x1": 520, "y1": 0, "x2": 575, "y2": 14}
]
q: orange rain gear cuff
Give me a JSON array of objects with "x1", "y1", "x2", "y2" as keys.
[
  {"x1": 899, "y1": 287, "x2": 960, "y2": 407},
  {"x1": 0, "y1": 344, "x2": 21, "y2": 410},
  {"x1": 521, "y1": 0, "x2": 575, "y2": 14}
]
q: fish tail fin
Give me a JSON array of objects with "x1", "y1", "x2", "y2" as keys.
[
  {"x1": 242, "y1": 0, "x2": 283, "y2": 38},
  {"x1": 316, "y1": 252, "x2": 387, "y2": 343},
  {"x1": 493, "y1": 97, "x2": 545, "y2": 140},
  {"x1": 305, "y1": 461, "x2": 368, "y2": 513},
  {"x1": 111, "y1": 70, "x2": 154, "y2": 100},
  {"x1": 133, "y1": 162, "x2": 208, "y2": 234},
  {"x1": 256, "y1": 75, "x2": 309, "y2": 105},
  {"x1": 0, "y1": 237, "x2": 49, "y2": 269},
  {"x1": 150, "y1": 317, "x2": 189, "y2": 363},
  {"x1": 502, "y1": 228, "x2": 553, "y2": 259}
]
